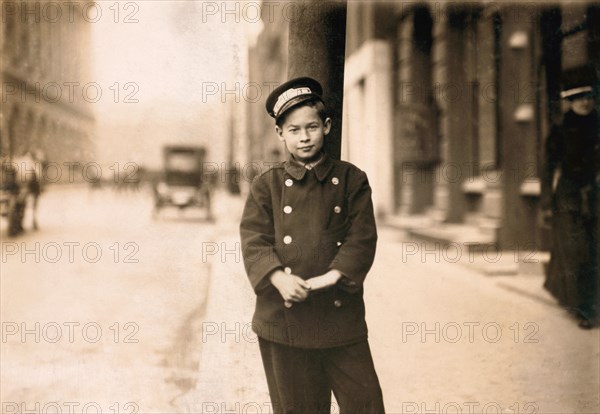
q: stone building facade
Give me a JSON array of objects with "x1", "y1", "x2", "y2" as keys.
[
  {"x1": 343, "y1": 1, "x2": 600, "y2": 250},
  {"x1": 1, "y1": 0, "x2": 95, "y2": 167}
]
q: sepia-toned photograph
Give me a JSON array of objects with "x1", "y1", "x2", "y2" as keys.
[{"x1": 1, "y1": 1, "x2": 599, "y2": 413}]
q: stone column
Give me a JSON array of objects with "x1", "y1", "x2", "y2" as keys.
[
  {"x1": 430, "y1": 3, "x2": 450, "y2": 222},
  {"x1": 498, "y1": 4, "x2": 538, "y2": 248},
  {"x1": 287, "y1": 0, "x2": 347, "y2": 160}
]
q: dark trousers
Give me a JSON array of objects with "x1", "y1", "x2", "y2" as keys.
[{"x1": 258, "y1": 337, "x2": 385, "y2": 414}]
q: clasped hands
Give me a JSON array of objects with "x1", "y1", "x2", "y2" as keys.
[{"x1": 269, "y1": 268, "x2": 343, "y2": 308}]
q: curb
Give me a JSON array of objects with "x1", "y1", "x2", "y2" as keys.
[{"x1": 175, "y1": 233, "x2": 270, "y2": 412}]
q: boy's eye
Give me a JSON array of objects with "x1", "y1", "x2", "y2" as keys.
[{"x1": 289, "y1": 128, "x2": 298, "y2": 133}]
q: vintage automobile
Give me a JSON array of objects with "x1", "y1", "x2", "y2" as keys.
[{"x1": 152, "y1": 145, "x2": 214, "y2": 220}]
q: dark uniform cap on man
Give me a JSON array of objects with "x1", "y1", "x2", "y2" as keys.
[
  {"x1": 560, "y1": 64, "x2": 598, "y2": 99},
  {"x1": 266, "y1": 77, "x2": 324, "y2": 119}
]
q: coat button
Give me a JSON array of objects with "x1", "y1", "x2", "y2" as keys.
[
  {"x1": 283, "y1": 205, "x2": 293, "y2": 214},
  {"x1": 283, "y1": 235, "x2": 292, "y2": 244},
  {"x1": 284, "y1": 267, "x2": 292, "y2": 274},
  {"x1": 331, "y1": 177, "x2": 339, "y2": 185},
  {"x1": 285, "y1": 179, "x2": 294, "y2": 187},
  {"x1": 336, "y1": 241, "x2": 342, "y2": 246},
  {"x1": 334, "y1": 206, "x2": 341, "y2": 213},
  {"x1": 334, "y1": 300, "x2": 342, "y2": 308}
]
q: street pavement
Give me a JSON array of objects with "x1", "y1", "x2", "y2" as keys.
[
  {"x1": 1, "y1": 185, "x2": 216, "y2": 412},
  {"x1": 2, "y1": 185, "x2": 599, "y2": 413}
]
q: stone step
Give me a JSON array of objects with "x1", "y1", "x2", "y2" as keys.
[
  {"x1": 384, "y1": 214, "x2": 550, "y2": 277},
  {"x1": 408, "y1": 223, "x2": 496, "y2": 249}
]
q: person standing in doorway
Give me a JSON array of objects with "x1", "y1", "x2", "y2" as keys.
[{"x1": 542, "y1": 64, "x2": 600, "y2": 329}]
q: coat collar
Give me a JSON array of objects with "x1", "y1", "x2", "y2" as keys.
[{"x1": 284, "y1": 152, "x2": 334, "y2": 182}]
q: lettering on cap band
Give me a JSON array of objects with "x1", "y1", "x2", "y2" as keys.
[{"x1": 273, "y1": 87, "x2": 312, "y2": 117}]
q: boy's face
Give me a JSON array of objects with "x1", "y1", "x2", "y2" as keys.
[
  {"x1": 275, "y1": 105, "x2": 331, "y2": 162},
  {"x1": 570, "y1": 94, "x2": 595, "y2": 116}
]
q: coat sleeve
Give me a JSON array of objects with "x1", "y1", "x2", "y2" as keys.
[
  {"x1": 329, "y1": 168, "x2": 378, "y2": 291},
  {"x1": 541, "y1": 125, "x2": 562, "y2": 210},
  {"x1": 239, "y1": 173, "x2": 283, "y2": 294}
]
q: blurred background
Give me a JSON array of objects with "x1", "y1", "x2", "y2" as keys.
[{"x1": 1, "y1": 1, "x2": 599, "y2": 413}]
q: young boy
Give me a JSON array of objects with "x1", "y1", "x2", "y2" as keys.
[{"x1": 240, "y1": 77, "x2": 385, "y2": 413}]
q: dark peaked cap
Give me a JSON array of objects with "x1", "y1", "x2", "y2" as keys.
[
  {"x1": 266, "y1": 77, "x2": 324, "y2": 119},
  {"x1": 561, "y1": 64, "x2": 598, "y2": 99}
]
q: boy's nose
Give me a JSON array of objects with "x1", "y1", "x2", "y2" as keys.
[{"x1": 299, "y1": 131, "x2": 310, "y2": 142}]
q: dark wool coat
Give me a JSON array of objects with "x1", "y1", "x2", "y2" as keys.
[
  {"x1": 542, "y1": 109, "x2": 600, "y2": 319},
  {"x1": 240, "y1": 153, "x2": 377, "y2": 348}
]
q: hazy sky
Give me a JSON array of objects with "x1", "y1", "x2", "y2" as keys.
[{"x1": 90, "y1": 1, "x2": 261, "y2": 167}]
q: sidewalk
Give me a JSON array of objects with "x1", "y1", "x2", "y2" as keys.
[
  {"x1": 363, "y1": 228, "x2": 598, "y2": 414},
  {"x1": 175, "y1": 191, "x2": 270, "y2": 412},
  {"x1": 176, "y1": 192, "x2": 598, "y2": 413},
  {"x1": 381, "y1": 214, "x2": 554, "y2": 308}
]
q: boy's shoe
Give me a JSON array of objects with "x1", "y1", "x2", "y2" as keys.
[{"x1": 578, "y1": 315, "x2": 600, "y2": 329}]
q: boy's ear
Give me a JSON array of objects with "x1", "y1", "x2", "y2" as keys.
[
  {"x1": 275, "y1": 125, "x2": 285, "y2": 142},
  {"x1": 323, "y1": 118, "x2": 332, "y2": 135}
]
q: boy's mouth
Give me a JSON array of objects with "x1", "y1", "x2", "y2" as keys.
[{"x1": 298, "y1": 145, "x2": 314, "y2": 151}]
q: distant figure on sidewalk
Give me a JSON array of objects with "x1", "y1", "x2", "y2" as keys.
[
  {"x1": 3, "y1": 150, "x2": 44, "y2": 235},
  {"x1": 542, "y1": 64, "x2": 600, "y2": 329},
  {"x1": 239, "y1": 77, "x2": 385, "y2": 413}
]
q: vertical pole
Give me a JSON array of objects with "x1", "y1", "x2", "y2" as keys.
[{"x1": 287, "y1": 0, "x2": 347, "y2": 160}]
